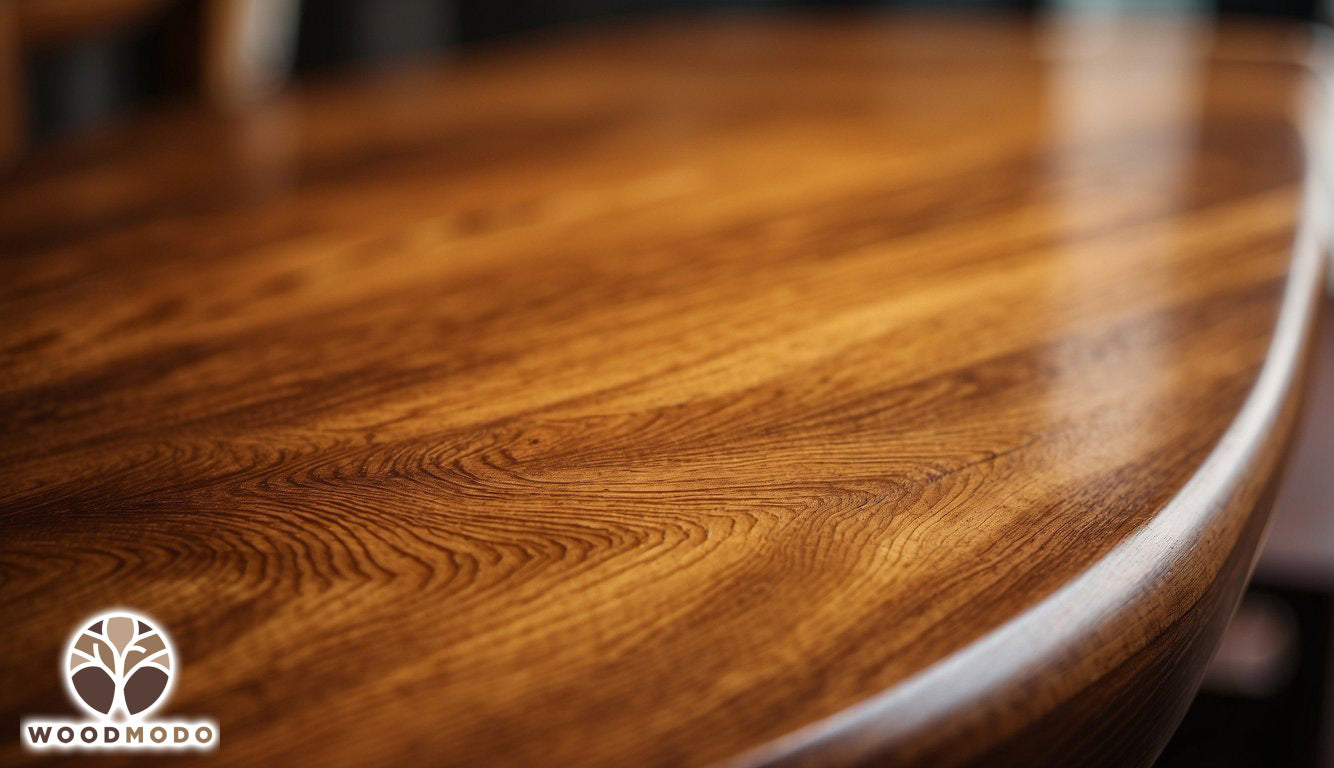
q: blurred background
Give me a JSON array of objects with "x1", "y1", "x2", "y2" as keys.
[
  {"x1": 2, "y1": 1, "x2": 1332, "y2": 766},
  {"x1": 2, "y1": 0, "x2": 1332, "y2": 157}
]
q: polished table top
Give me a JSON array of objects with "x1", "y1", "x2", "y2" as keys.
[{"x1": 1, "y1": 14, "x2": 1329, "y2": 768}]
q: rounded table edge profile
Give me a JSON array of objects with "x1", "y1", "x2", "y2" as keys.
[{"x1": 721, "y1": 142, "x2": 1333, "y2": 768}]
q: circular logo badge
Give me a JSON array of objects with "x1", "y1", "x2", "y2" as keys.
[{"x1": 66, "y1": 612, "x2": 174, "y2": 719}]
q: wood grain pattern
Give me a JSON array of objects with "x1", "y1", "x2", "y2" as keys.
[{"x1": 0, "y1": 15, "x2": 1329, "y2": 767}]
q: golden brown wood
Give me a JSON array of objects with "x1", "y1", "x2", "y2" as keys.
[{"x1": 0, "y1": 15, "x2": 1329, "y2": 768}]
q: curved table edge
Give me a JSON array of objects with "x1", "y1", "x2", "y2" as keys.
[{"x1": 722, "y1": 56, "x2": 1334, "y2": 768}]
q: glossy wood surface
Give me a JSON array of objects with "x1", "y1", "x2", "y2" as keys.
[{"x1": 0, "y1": 15, "x2": 1329, "y2": 767}]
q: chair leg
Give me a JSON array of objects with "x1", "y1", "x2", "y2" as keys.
[{"x1": 202, "y1": 0, "x2": 300, "y2": 110}]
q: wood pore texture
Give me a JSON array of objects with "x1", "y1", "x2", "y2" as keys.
[{"x1": 0, "y1": 15, "x2": 1330, "y2": 768}]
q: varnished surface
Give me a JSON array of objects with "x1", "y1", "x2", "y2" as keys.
[{"x1": 1, "y1": 15, "x2": 1329, "y2": 767}]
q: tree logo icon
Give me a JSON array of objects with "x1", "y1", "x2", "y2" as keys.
[
  {"x1": 21, "y1": 610, "x2": 216, "y2": 751},
  {"x1": 66, "y1": 611, "x2": 174, "y2": 719}
]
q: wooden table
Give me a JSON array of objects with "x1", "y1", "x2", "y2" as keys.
[{"x1": 1, "y1": 14, "x2": 1329, "y2": 767}]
